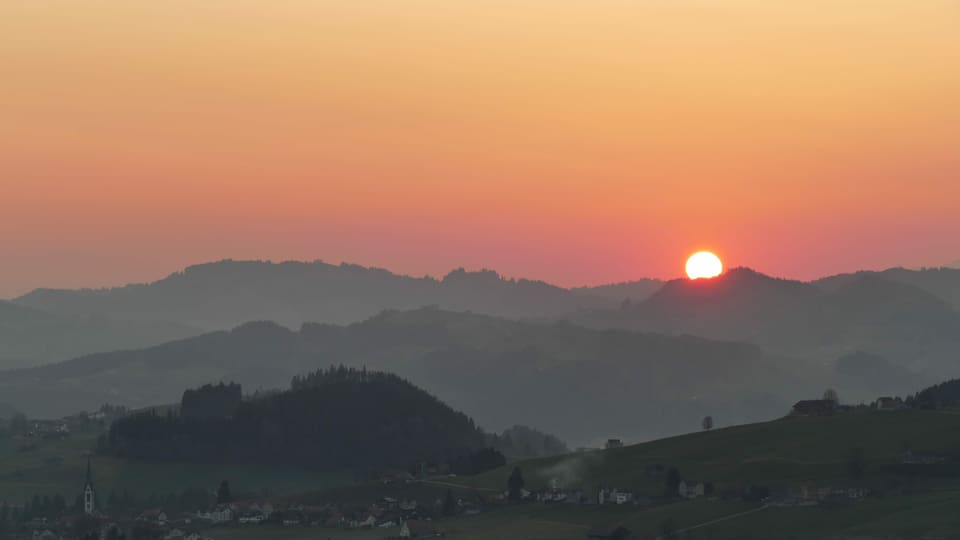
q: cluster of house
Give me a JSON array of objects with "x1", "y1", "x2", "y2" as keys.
[{"x1": 179, "y1": 496, "x2": 449, "y2": 538}]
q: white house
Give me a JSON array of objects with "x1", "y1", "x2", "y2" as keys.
[
  {"x1": 678, "y1": 481, "x2": 705, "y2": 499},
  {"x1": 197, "y1": 505, "x2": 233, "y2": 523},
  {"x1": 598, "y1": 488, "x2": 634, "y2": 505}
]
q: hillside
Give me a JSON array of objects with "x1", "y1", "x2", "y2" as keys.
[
  {"x1": 568, "y1": 268, "x2": 960, "y2": 387},
  {"x1": 0, "y1": 309, "x2": 804, "y2": 445},
  {"x1": 0, "y1": 299, "x2": 199, "y2": 369},
  {"x1": 13, "y1": 259, "x2": 617, "y2": 331},
  {"x1": 475, "y1": 409, "x2": 960, "y2": 494},
  {"x1": 104, "y1": 368, "x2": 486, "y2": 470},
  {"x1": 817, "y1": 266, "x2": 960, "y2": 310}
]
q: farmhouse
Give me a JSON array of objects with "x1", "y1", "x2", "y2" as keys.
[
  {"x1": 791, "y1": 400, "x2": 836, "y2": 416},
  {"x1": 677, "y1": 480, "x2": 705, "y2": 499},
  {"x1": 875, "y1": 397, "x2": 905, "y2": 411}
]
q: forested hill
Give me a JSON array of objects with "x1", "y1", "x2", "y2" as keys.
[{"x1": 102, "y1": 367, "x2": 486, "y2": 470}]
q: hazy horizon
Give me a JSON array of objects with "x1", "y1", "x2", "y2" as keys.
[{"x1": 3, "y1": 254, "x2": 960, "y2": 299}]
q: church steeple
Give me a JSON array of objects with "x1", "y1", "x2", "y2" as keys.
[{"x1": 83, "y1": 455, "x2": 95, "y2": 515}]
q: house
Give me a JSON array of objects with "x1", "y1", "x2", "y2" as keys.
[
  {"x1": 197, "y1": 505, "x2": 233, "y2": 523},
  {"x1": 586, "y1": 526, "x2": 633, "y2": 540},
  {"x1": 598, "y1": 488, "x2": 633, "y2": 505},
  {"x1": 399, "y1": 519, "x2": 440, "y2": 538},
  {"x1": 605, "y1": 439, "x2": 624, "y2": 449},
  {"x1": 875, "y1": 397, "x2": 905, "y2": 411},
  {"x1": 139, "y1": 509, "x2": 169, "y2": 525},
  {"x1": 791, "y1": 400, "x2": 836, "y2": 416},
  {"x1": 678, "y1": 481, "x2": 705, "y2": 499},
  {"x1": 238, "y1": 512, "x2": 266, "y2": 525}
]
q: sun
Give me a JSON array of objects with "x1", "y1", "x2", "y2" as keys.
[{"x1": 686, "y1": 251, "x2": 723, "y2": 280}]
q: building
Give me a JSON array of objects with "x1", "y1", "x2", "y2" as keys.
[
  {"x1": 678, "y1": 481, "x2": 705, "y2": 499},
  {"x1": 791, "y1": 400, "x2": 836, "y2": 416},
  {"x1": 605, "y1": 439, "x2": 624, "y2": 450},
  {"x1": 598, "y1": 488, "x2": 633, "y2": 505},
  {"x1": 82, "y1": 457, "x2": 96, "y2": 515},
  {"x1": 875, "y1": 397, "x2": 905, "y2": 411}
]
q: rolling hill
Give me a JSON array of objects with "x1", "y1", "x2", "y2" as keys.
[
  {"x1": 568, "y1": 268, "x2": 960, "y2": 386},
  {"x1": 0, "y1": 299, "x2": 199, "y2": 369},
  {"x1": 0, "y1": 308, "x2": 804, "y2": 446},
  {"x1": 13, "y1": 259, "x2": 630, "y2": 332},
  {"x1": 815, "y1": 266, "x2": 960, "y2": 310}
]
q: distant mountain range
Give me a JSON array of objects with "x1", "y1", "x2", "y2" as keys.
[
  {"x1": 3, "y1": 260, "x2": 668, "y2": 369},
  {"x1": 0, "y1": 299, "x2": 197, "y2": 369},
  {"x1": 13, "y1": 260, "x2": 643, "y2": 331},
  {"x1": 4, "y1": 258, "x2": 960, "y2": 444},
  {"x1": 0, "y1": 308, "x2": 804, "y2": 446},
  {"x1": 568, "y1": 267, "x2": 960, "y2": 382}
]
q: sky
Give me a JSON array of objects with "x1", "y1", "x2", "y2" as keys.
[{"x1": 1, "y1": 0, "x2": 958, "y2": 297}]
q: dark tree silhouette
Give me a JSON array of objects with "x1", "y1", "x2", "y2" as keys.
[
  {"x1": 217, "y1": 480, "x2": 232, "y2": 503},
  {"x1": 665, "y1": 466, "x2": 682, "y2": 497},
  {"x1": 508, "y1": 467, "x2": 525, "y2": 501},
  {"x1": 701, "y1": 416, "x2": 714, "y2": 431},
  {"x1": 442, "y1": 490, "x2": 457, "y2": 516}
]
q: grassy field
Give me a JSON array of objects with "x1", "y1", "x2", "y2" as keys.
[
  {"x1": 0, "y1": 431, "x2": 350, "y2": 504},
  {"x1": 472, "y1": 410, "x2": 960, "y2": 494}
]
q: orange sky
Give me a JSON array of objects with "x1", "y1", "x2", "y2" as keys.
[{"x1": 1, "y1": 0, "x2": 958, "y2": 297}]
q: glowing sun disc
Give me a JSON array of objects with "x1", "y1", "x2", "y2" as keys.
[{"x1": 686, "y1": 251, "x2": 723, "y2": 280}]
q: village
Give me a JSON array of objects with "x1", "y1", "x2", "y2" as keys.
[{"x1": 4, "y1": 393, "x2": 957, "y2": 540}]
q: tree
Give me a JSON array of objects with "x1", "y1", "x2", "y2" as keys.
[
  {"x1": 508, "y1": 467, "x2": 525, "y2": 501},
  {"x1": 217, "y1": 480, "x2": 232, "y2": 504},
  {"x1": 823, "y1": 388, "x2": 839, "y2": 404},
  {"x1": 665, "y1": 466, "x2": 682, "y2": 497},
  {"x1": 442, "y1": 490, "x2": 457, "y2": 516},
  {"x1": 701, "y1": 416, "x2": 714, "y2": 431}
]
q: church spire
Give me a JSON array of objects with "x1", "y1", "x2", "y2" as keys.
[
  {"x1": 83, "y1": 454, "x2": 96, "y2": 515},
  {"x1": 85, "y1": 455, "x2": 93, "y2": 487}
]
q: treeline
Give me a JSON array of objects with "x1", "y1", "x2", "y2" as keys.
[
  {"x1": 101, "y1": 367, "x2": 487, "y2": 471},
  {"x1": 489, "y1": 425, "x2": 568, "y2": 460},
  {"x1": 904, "y1": 377, "x2": 960, "y2": 409},
  {"x1": 181, "y1": 383, "x2": 241, "y2": 420}
]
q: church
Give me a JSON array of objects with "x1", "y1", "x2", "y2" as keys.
[{"x1": 82, "y1": 456, "x2": 96, "y2": 515}]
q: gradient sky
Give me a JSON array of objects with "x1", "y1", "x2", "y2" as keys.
[{"x1": 1, "y1": 0, "x2": 958, "y2": 297}]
